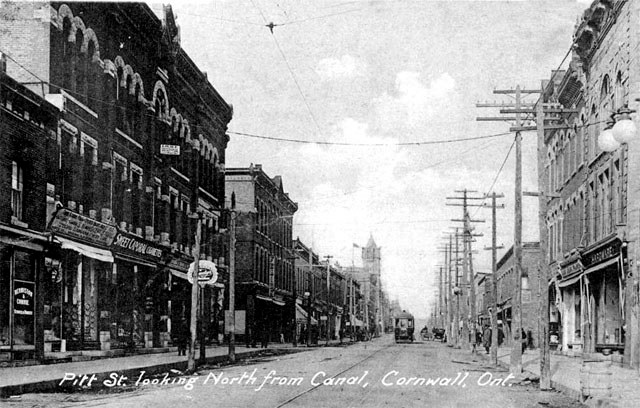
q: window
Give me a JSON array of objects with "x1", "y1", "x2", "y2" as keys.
[{"x1": 11, "y1": 161, "x2": 23, "y2": 220}]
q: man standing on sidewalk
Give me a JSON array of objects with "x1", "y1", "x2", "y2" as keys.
[{"x1": 483, "y1": 325, "x2": 492, "y2": 354}]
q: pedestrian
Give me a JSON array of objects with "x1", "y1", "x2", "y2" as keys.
[
  {"x1": 260, "y1": 321, "x2": 269, "y2": 349},
  {"x1": 497, "y1": 326, "x2": 505, "y2": 346},
  {"x1": 482, "y1": 325, "x2": 492, "y2": 354},
  {"x1": 521, "y1": 328, "x2": 527, "y2": 354},
  {"x1": 474, "y1": 327, "x2": 482, "y2": 353},
  {"x1": 299, "y1": 325, "x2": 307, "y2": 345},
  {"x1": 175, "y1": 319, "x2": 188, "y2": 356}
]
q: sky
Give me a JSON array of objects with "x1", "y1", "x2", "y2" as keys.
[{"x1": 170, "y1": 0, "x2": 590, "y2": 319}]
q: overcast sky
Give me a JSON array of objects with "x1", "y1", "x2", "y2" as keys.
[{"x1": 171, "y1": 0, "x2": 589, "y2": 319}]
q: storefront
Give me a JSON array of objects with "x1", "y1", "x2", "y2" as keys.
[
  {"x1": 48, "y1": 209, "x2": 116, "y2": 352},
  {"x1": 109, "y1": 230, "x2": 168, "y2": 349},
  {"x1": 581, "y1": 236, "x2": 625, "y2": 355},
  {"x1": 558, "y1": 255, "x2": 583, "y2": 353},
  {"x1": 0, "y1": 225, "x2": 48, "y2": 360}
]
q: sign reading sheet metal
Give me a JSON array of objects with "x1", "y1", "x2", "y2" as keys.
[
  {"x1": 49, "y1": 208, "x2": 117, "y2": 247},
  {"x1": 160, "y1": 144, "x2": 180, "y2": 155}
]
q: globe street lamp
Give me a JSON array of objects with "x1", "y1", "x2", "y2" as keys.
[{"x1": 599, "y1": 105, "x2": 637, "y2": 152}]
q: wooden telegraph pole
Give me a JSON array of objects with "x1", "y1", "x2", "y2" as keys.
[
  {"x1": 447, "y1": 190, "x2": 485, "y2": 350},
  {"x1": 482, "y1": 192, "x2": 504, "y2": 365},
  {"x1": 477, "y1": 83, "x2": 574, "y2": 379}
]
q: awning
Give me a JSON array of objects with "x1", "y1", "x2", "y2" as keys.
[
  {"x1": 296, "y1": 303, "x2": 318, "y2": 325},
  {"x1": 55, "y1": 236, "x2": 114, "y2": 263},
  {"x1": 558, "y1": 273, "x2": 582, "y2": 288},
  {"x1": 256, "y1": 294, "x2": 286, "y2": 306},
  {"x1": 584, "y1": 256, "x2": 619, "y2": 276}
]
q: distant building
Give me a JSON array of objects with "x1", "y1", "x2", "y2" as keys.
[
  {"x1": 225, "y1": 164, "x2": 297, "y2": 344},
  {"x1": 495, "y1": 242, "x2": 542, "y2": 348}
]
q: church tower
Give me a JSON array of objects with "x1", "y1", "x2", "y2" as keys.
[{"x1": 362, "y1": 234, "x2": 382, "y2": 334}]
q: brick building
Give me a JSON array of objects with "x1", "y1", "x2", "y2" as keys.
[
  {"x1": 538, "y1": 0, "x2": 640, "y2": 366},
  {"x1": 294, "y1": 239, "x2": 354, "y2": 342},
  {"x1": 0, "y1": 64, "x2": 60, "y2": 360},
  {"x1": 0, "y1": 3, "x2": 232, "y2": 357},
  {"x1": 495, "y1": 242, "x2": 542, "y2": 349},
  {"x1": 225, "y1": 164, "x2": 297, "y2": 344}
]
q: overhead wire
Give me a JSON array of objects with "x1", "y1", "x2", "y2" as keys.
[{"x1": 249, "y1": 0, "x2": 323, "y2": 135}]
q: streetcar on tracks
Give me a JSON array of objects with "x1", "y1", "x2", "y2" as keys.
[{"x1": 393, "y1": 311, "x2": 415, "y2": 343}]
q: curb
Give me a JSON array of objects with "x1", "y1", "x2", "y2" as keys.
[{"x1": 0, "y1": 348, "x2": 303, "y2": 398}]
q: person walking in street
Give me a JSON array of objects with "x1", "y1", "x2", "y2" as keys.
[
  {"x1": 482, "y1": 325, "x2": 492, "y2": 354},
  {"x1": 521, "y1": 328, "x2": 527, "y2": 354}
]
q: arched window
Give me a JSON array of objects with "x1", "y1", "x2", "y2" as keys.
[
  {"x1": 75, "y1": 29, "x2": 85, "y2": 101},
  {"x1": 614, "y1": 71, "x2": 624, "y2": 111},
  {"x1": 86, "y1": 41, "x2": 97, "y2": 111},
  {"x1": 62, "y1": 18, "x2": 73, "y2": 92}
]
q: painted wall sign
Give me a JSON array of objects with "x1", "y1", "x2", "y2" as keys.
[
  {"x1": 14, "y1": 280, "x2": 35, "y2": 316},
  {"x1": 49, "y1": 208, "x2": 117, "y2": 247},
  {"x1": 111, "y1": 231, "x2": 165, "y2": 261}
]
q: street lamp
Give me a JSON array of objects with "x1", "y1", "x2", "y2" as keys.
[
  {"x1": 612, "y1": 105, "x2": 637, "y2": 143},
  {"x1": 599, "y1": 105, "x2": 637, "y2": 152}
]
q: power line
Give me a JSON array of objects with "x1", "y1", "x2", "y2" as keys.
[
  {"x1": 228, "y1": 130, "x2": 511, "y2": 146},
  {"x1": 249, "y1": 0, "x2": 323, "y2": 135}
]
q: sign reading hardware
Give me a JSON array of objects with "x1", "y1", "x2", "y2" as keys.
[
  {"x1": 111, "y1": 232, "x2": 165, "y2": 261},
  {"x1": 582, "y1": 239, "x2": 621, "y2": 269},
  {"x1": 49, "y1": 208, "x2": 117, "y2": 247}
]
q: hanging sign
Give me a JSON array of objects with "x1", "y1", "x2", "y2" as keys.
[
  {"x1": 187, "y1": 260, "x2": 218, "y2": 286},
  {"x1": 14, "y1": 280, "x2": 35, "y2": 316},
  {"x1": 160, "y1": 144, "x2": 180, "y2": 155}
]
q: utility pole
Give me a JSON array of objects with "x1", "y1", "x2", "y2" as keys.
[
  {"x1": 482, "y1": 192, "x2": 505, "y2": 366},
  {"x1": 324, "y1": 255, "x2": 333, "y2": 345},
  {"x1": 535, "y1": 81, "x2": 551, "y2": 389},
  {"x1": 476, "y1": 85, "x2": 573, "y2": 376},
  {"x1": 447, "y1": 190, "x2": 485, "y2": 351},
  {"x1": 438, "y1": 266, "x2": 444, "y2": 329},
  {"x1": 187, "y1": 214, "x2": 202, "y2": 373},
  {"x1": 228, "y1": 206, "x2": 237, "y2": 363}
]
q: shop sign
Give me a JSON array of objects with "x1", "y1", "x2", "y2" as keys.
[
  {"x1": 168, "y1": 256, "x2": 192, "y2": 273},
  {"x1": 49, "y1": 208, "x2": 117, "y2": 247},
  {"x1": 111, "y1": 231, "x2": 165, "y2": 261},
  {"x1": 14, "y1": 280, "x2": 34, "y2": 316},
  {"x1": 160, "y1": 144, "x2": 180, "y2": 155},
  {"x1": 560, "y1": 259, "x2": 583, "y2": 280},
  {"x1": 582, "y1": 239, "x2": 621, "y2": 269},
  {"x1": 187, "y1": 260, "x2": 218, "y2": 286}
]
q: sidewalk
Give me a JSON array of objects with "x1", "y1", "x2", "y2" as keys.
[
  {"x1": 483, "y1": 347, "x2": 640, "y2": 408},
  {"x1": 0, "y1": 339, "x2": 349, "y2": 398}
]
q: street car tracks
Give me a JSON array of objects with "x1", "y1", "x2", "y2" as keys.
[{"x1": 275, "y1": 343, "x2": 393, "y2": 408}]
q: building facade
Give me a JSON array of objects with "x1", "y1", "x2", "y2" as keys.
[
  {"x1": 1, "y1": 2, "x2": 232, "y2": 359},
  {"x1": 225, "y1": 164, "x2": 297, "y2": 345},
  {"x1": 495, "y1": 243, "x2": 542, "y2": 349},
  {"x1": 540, "y1": 0, "x2": 640, "y2": 366},
  {"x1": 0, "y1": 65, "x2": 60, "y2": 360}
]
